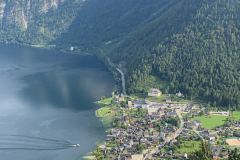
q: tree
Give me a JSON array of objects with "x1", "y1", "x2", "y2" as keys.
[
  {"x1": 224, "y1": 120, "x2": 230, "y2": 127},
  {"x1": 101, "y1": 96, "x2": 106, "y2": 103},
  {"x1": 197, "y1": 125, "x2": 202, "y2": 131},
  {"x1": 199, "y1": 111, "x2": 205, "y2": 116},
  {"x1": 120, "y1": 101, "x2": 126, "y2": 108},
  {"x1": 206, "y1": 103, "x2": 211, "y2": 112},
  {"x1": 213, "y1": 101, "x2": 217, "y2": 108},
  {"x1": 92, "y1": 141, "x2": 104, "y2": 160},
  {"x1": 136, "y1": 142, "x2": 144, "y2": 154},
  {"x1": 176, "y1": 135, "x2": 183, "y2": 143},
  {"x1": 228, "y1": 148, "x2": 240, "y2": 160},
  {"x1": 192, "y1": 114, "x2": 195, "y2": 118},
  {"x1": 116, "y1": 121, "x2": 121, "y2": 128},
  {"x1": 192, "y1": 142, "x2": 195, "y2": 148},
  {"x1": 188, "y1": 141, "x2": 212, "y2": 160},
  {"x1": 105, "y1": 153, "x2": 109, "y2": 159},
  {"x1": 171, "y1": 145, "x2": 178, "y2": 153},
  {"x1": 166, "y1": 156, "x2": 172, "y2": 160}
]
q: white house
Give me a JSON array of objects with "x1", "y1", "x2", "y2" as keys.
[
  {"x1": 132, "y1": 100, "x2": 150, "y2": 108},
  {"x1": 148, "y1": 88, "x2": 162, "y2": 97},
  {"x1": 151, "y1": 104, "x2": 164, "y2": 108},
  {"x1": 111, "y1": 128, "x2": 120, "y2": 136},
  {"x1": 176, "y1": 91, "x2": 183, "y2": 97}
]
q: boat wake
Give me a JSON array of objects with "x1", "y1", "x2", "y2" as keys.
[{"x1": 0, "y1": 135, "x2": 78, "y2": 150}]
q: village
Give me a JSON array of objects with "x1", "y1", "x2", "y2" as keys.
[{"x1": 93, "y1": 88, "x2": 240, "y2": 160}]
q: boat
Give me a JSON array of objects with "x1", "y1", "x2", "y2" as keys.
[{"x1": 72, "y1": 144, "x2": 80, "y2": 147}]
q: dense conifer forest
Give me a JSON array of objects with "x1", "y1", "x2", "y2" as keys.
[
  {"x1": 108, "y1": 0, "x2": 240, "y2": 108},
  {"x1": 1, "y1": 0, "x2": 240, "y2": 108}
]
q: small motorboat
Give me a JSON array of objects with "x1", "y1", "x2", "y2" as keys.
[{"x1": 72, "y1": 144, "x2": 80, "y2": 147}]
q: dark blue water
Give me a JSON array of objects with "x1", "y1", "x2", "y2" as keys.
[{"x1": 0, "y1": 45, "x2": 115, "y2": 160}]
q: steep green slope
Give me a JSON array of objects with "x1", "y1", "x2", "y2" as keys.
[
  {"x1": 56, "y1": 0, "x2": 182, "y2": 49},
  {"x1": 108, "y1": 0, "x2": 240, "y2": 107}
]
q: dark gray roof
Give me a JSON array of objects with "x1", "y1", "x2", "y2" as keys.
[
  {"x1": 168, "y1": 112, "x2": 177, "y2": 115},
  {"x1": 132, "y1": 100, "x2": 150, "y2": 104},
  {"x1": 209, "y1": 134, "x2": 215, "y2": 138},
  {"x1": 194, "y1": 120, "x2": 202, "y2": 123}
]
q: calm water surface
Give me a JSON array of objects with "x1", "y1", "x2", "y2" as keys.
[{"x1": 0, "y1": 45, "x2": 115, "y2": 160}]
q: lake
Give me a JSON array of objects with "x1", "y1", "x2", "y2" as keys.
[{"x1": 0, "y1": 45, "x2": 115, "y2": 160}]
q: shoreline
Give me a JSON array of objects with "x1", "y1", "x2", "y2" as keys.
[
  {"x1": 31, "y1": 44, "x2": 93, "y2": 56},
  {"x1": 95, "y1": 107, "x2": 113, "y2": 117}
]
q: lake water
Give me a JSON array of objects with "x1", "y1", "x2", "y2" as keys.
[{"x1": 0, "y1": 45, "x2": 115, "y2": 160}]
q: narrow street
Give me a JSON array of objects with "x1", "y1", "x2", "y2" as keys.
[
  {"x1": 107, "y1": 57, "x2": 186, "y2": 159},
  {"x1": 143, "y1": 108, "x2": 185, "y2": 159},
  {"x1": 165, "y1": 109, "x2": 184, "y2": 142}
]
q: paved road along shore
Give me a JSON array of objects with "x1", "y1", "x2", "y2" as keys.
[{"x1": 107, "y1": 57, "x2": 126, "y2": 93}]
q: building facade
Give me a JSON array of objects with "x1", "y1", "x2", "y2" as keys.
[{"x1": 148, "y1": 88, "x2": 162, "y2": 97}]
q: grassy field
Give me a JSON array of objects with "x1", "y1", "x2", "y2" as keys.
[
  {"x1": 97, "y1": 97, "x2": 113, "y2": 105},
  {"x1": 233, "y1": 111, "x2": 240, "y2": 120},
  {"x1": 164, "y1": 140, "x2": 202, "y2": 153},
  {"x1": 191, "y1": 115, "x2": 226, "y2": 130},
  {"x1": 182, "y1": 111, "x2": 240, "y2": 130},
  {"x1": 82, "y1": 156, "x2": 95, "y2": 159},
  {"x1": 107, "y1": 142, "x2": 118, "y2": 147},
  {"x1": 97, "y1": 107, "x2": 111, "y2": 116},
  {"x1": 190, "y1": 131, "x2": 197, "y2": 136},
  {"x1": 177, "y1": 140, "x2": 202, "y2": 153}
]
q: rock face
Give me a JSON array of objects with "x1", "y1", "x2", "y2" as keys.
[
  {"x1": 0, "y1": 0, "x2": 84, "y2": 44},
  {"x1": 0, "y1": 1, "x2": 6, "y2": 19}
]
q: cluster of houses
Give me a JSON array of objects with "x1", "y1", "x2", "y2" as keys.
[
  {"x1": 98, "y1": 107, "x2": 181, "y2": 159},
  {"x1": 182, "y1": 128, "x2": 230, "y2": 159},
  {"x1": 96, "y1": 87, "x2": 240, "y2": 159},
  {"x1": 184, "y1": 117, "x2": 202, "y2": 129},
  {"x1": 114, "y1": 107, "x2": 178, "y2": 127},
  {"x1": 183, "y1": 116, "x2": 235, "y2": 159},
  {"x1": 153, "y1": 149, "x2": 188, "y2": 159}
]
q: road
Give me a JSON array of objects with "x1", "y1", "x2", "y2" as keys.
[
  {"x1": 143, "y1": 108, "x2": 185, "y2": 159},
  {"x1": 116, "y1": 68, "x2": 126, "y2": 93},
  {"x1": 107, "y1": 57, "x2": 126, "y2": 93},
  {"x1": 165, "y1": 109, "x2": 184, "y2": 142},
  {"x1": 107, "y1": 57, "x2": 186, "y2": 158},
  {"x1": 144, "y1": 148, "x2": 158, "y2": 160},
  {"x1": 147, "y1": 101, "x2": 185, "y2": 143}
]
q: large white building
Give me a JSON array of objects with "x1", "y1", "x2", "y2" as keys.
[
  {"x1": 132, "y1": 100, "x2": 150, "y2": 108},
  {"x1": 151, "y1": 104, "x2": 164, "y2": 108},
  {"x1": 148, "y1": 88, "x2": 162, "y2": 97}
]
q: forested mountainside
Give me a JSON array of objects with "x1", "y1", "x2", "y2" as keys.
[
  {"x1": 56, "y1": 0, "x2": 181, "y2": 49},
  {"x1": 0, "y1": 0, "x2": 84, "y2": 44},
  {"x1": 1, "y1": 0, "x2": 240, "y2": 107},
  {"x1": 108, "y1": 0, "x2": 240, "y2": 107}
]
